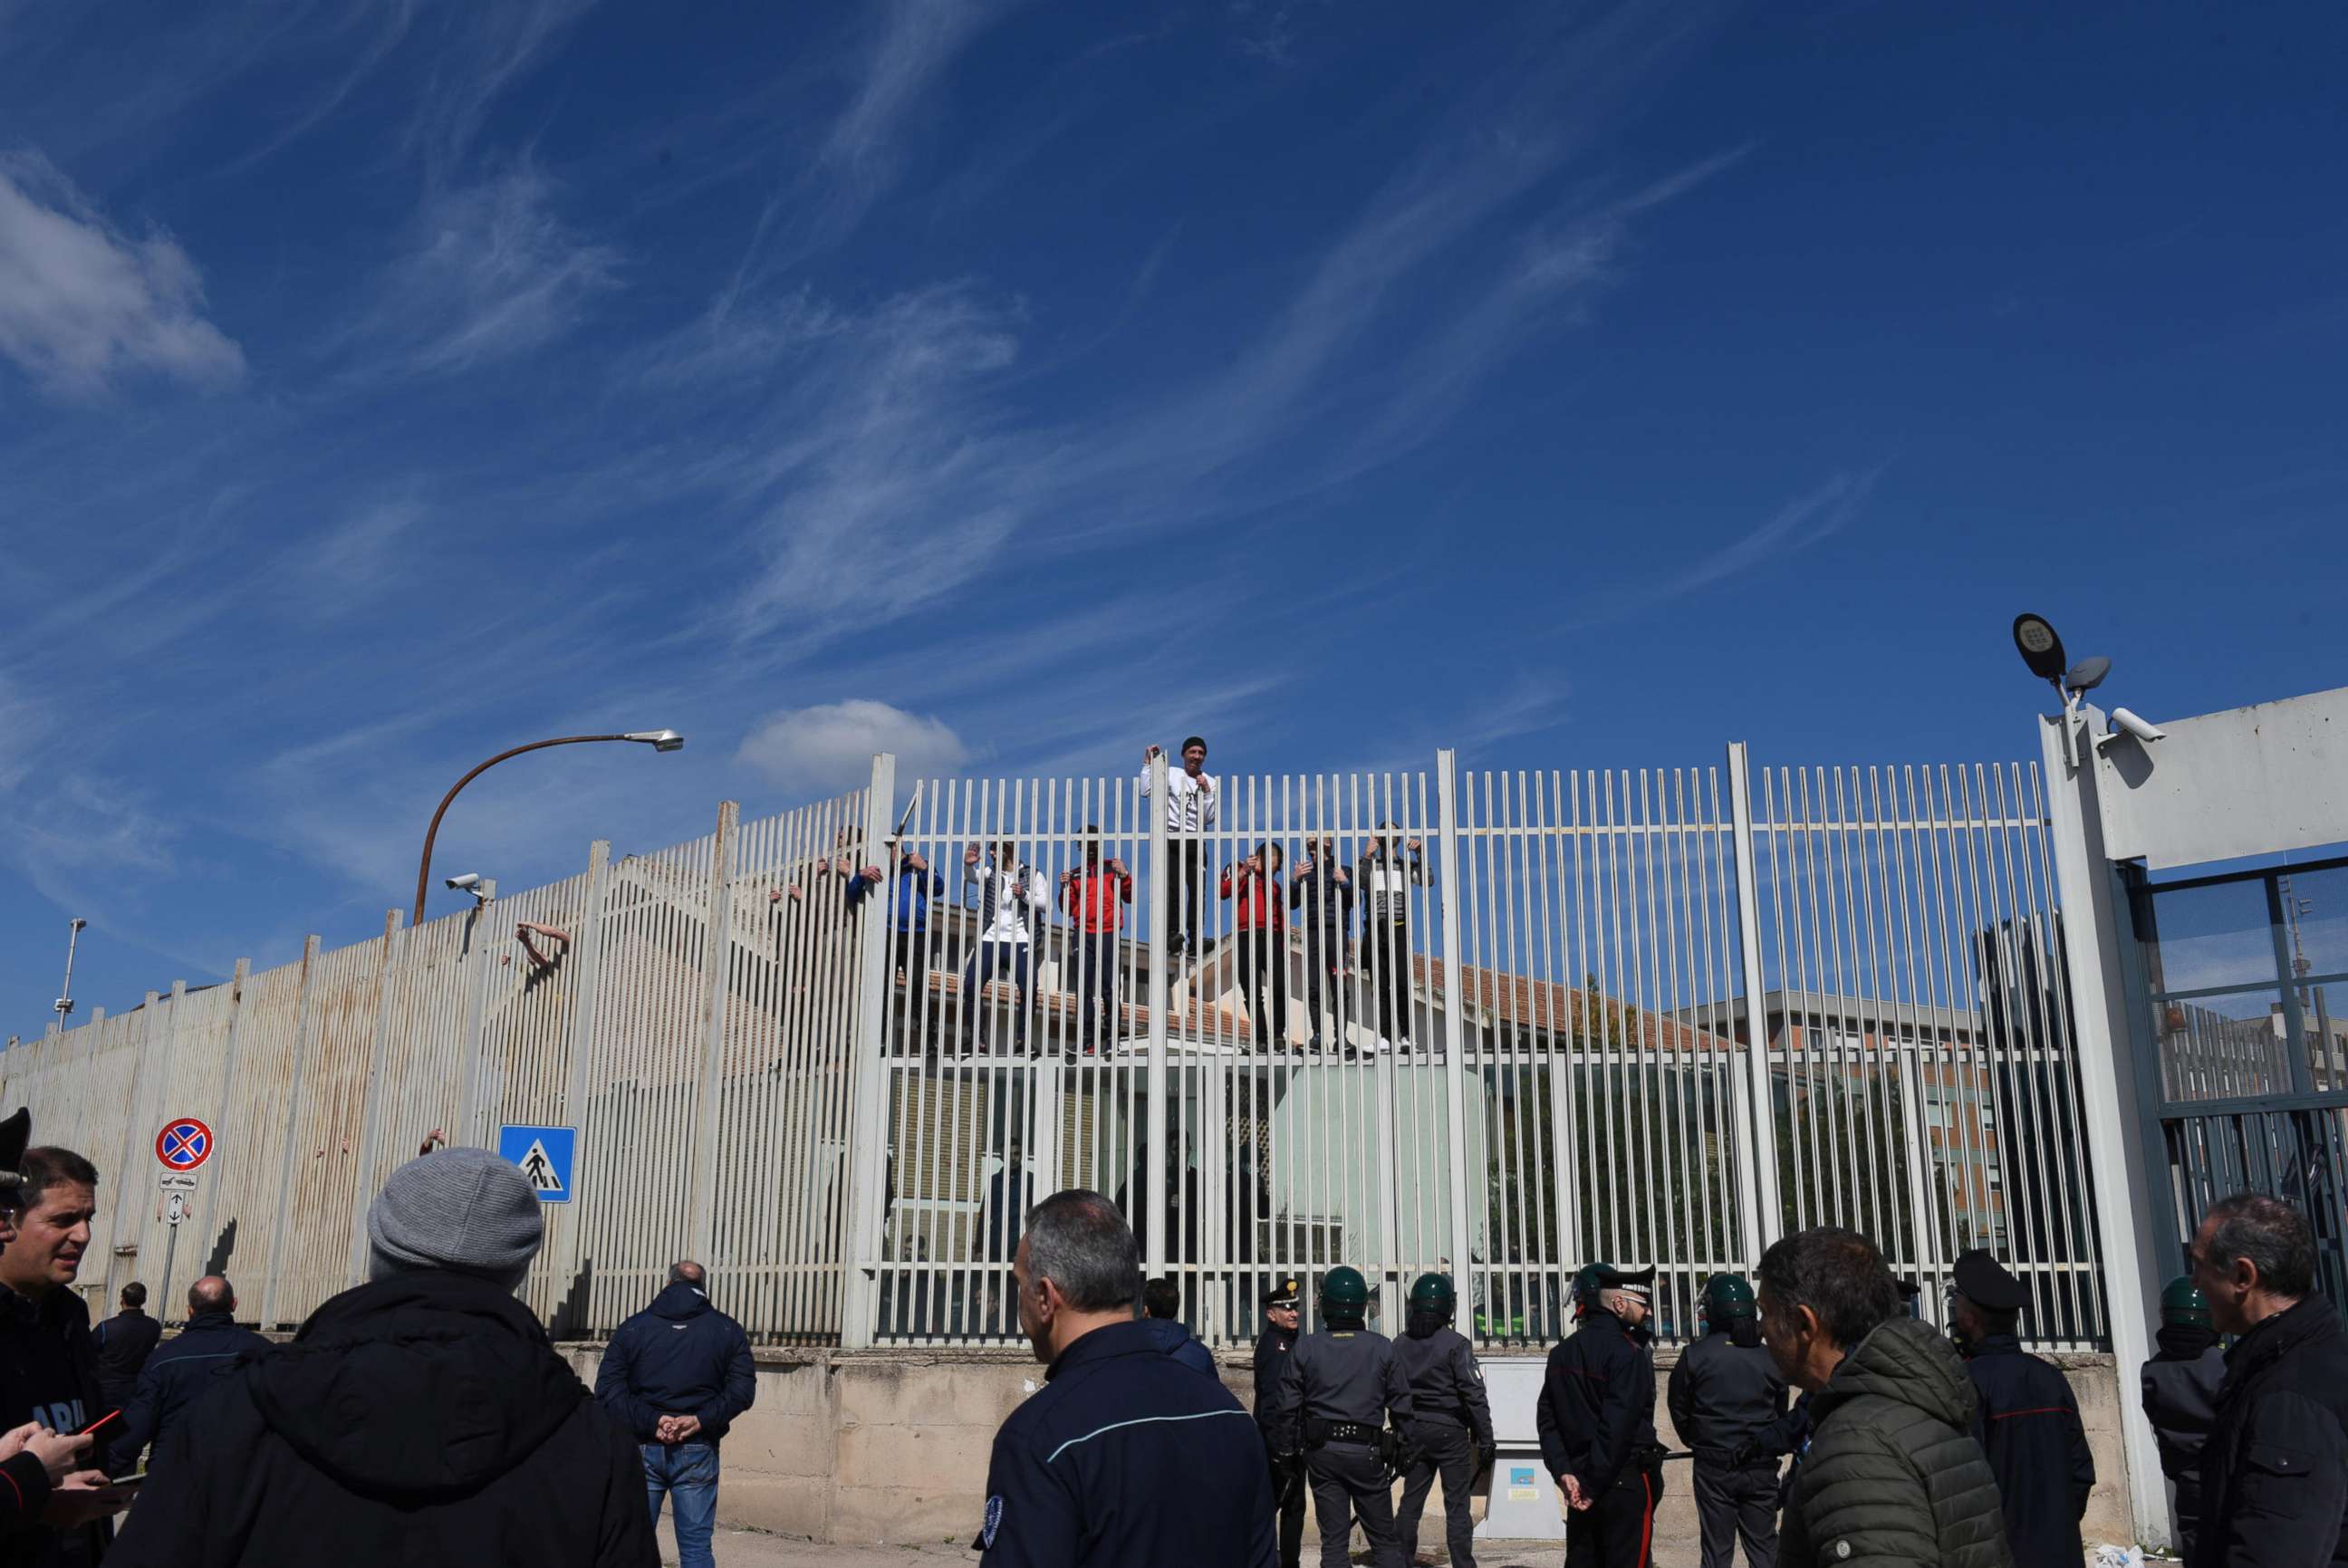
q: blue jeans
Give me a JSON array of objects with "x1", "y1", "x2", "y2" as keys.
[{"x1": 643, "y1": 1441, "x2": 719, "y2": 1568}]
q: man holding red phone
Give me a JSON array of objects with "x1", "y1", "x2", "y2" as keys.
[{"x1": 0, "y1": 1139, "x2": 133, "y2": 1558}]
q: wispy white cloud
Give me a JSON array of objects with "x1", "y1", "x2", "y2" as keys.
[
  {"x1": 729, "y1": 0, "x2": 1011, "y2": 292},
  {"x1": 707, "y1": 281, "x2": 1031, "y2": 641},
  {"x1": 0, "y1": 151, "x2": 245, "y2": 399},
  {"x1": 409, "y1": 0, "x2": 600, "y2": 164},
  {"x1": 351, "y1": 159, "x2": 620, "y2": 376},
  {"x1": 284, "y1": 500, "x2": 421, "y2": 598},
  {"x1": 1569, "y1": 466, "x2": 1888, "y2": 627},
  {"x1": 738, "y1": 699, "x2": 971, "y2": 798},
  {"x1": 1229, "y1": 0, "x2": 1328, "y2": 65}
]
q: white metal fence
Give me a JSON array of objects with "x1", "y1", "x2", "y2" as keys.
[{"x1": 4, "y1": 746, "x2": 2106, "y2": 1350}]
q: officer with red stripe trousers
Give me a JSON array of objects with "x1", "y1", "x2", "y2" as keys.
[
  {"x1": 1539, "y1": 1262, "x2": 1665, "y2": 1568},
  {"x1": 1948, "y1": 1248, "x2": 2093, "y2": 1568}
]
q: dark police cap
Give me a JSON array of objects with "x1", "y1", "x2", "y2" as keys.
[
  {"x1": 1951, "y1": 1248, "x2": 2031, "y2": 1312},
  {"x1": 1263, "y1": 1275, "x2": 1303, "y2": 1307}
]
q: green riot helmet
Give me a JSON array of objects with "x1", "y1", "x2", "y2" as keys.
[
  {"x1": 1409, "y1": 1273, "x2": 1456, "y2": 1317},
  {"x1": 2160, "y1": 1275, "x2": 2212, "y2": 1329},
  {"x1": 1405, "y1": 1273, "x2": 1455, "y2": 1337},
  {"x1": 1701, "y1": 1274, "x2": 1761, "y2": 1348},
  {"x1": 1320, "y1": 1265, "x2": 1370, "y2": 1328}
]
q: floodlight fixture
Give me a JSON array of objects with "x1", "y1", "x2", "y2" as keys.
[{"x1": 2012, "y1": 614, "x2": 2067, "y2": 685}]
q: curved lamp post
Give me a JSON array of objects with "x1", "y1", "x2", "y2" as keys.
[{"x1": 411, "y1": 730, "x2": 684, "y2": 925}]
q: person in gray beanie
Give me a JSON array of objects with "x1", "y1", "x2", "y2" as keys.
[
  {"x1": 110, "y1": 1150, "x2": 656, "y2": 1568},
  {"x1": 366, "y1": 1144, "x2": 545, "y2": 1287}
]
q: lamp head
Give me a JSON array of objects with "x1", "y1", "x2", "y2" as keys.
[
  {"x1": 625, "y1": 729, "x2": 686, "y2": 753},
  {"x1": 2063, "y1": 656, "x2": 2112, "y2": 693},
  {"x1": 2011, "y1": 614, "x2": 2067, "y2": 684}
]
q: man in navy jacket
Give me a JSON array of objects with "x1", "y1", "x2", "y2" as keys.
[
  {"x1": 109, "y1": 1275, "x2": 273, "y2": 1474},
  {"x1": 595, "y1": 1262, "x2": 756, "y2": 1568}
]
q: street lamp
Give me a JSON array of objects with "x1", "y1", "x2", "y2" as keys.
[{"x1": 411, "y1": 731, "x2": 685, "y2": 925}]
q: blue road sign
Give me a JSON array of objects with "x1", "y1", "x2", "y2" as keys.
[{"x1": 496, "y1": 1124, "x2": 576, "y2": 1204}]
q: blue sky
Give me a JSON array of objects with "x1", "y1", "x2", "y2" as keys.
[{"x1": 4, "y1": 0, "x2": 2343, "y2": 1033}]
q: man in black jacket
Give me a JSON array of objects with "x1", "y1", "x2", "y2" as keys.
[
  {"x1": 1948, "y1": 1249, "x2": 2093, "y2": 1568},
  {"x1": 1671, "y1": 1274, "x2": 1788, "y2": 1568},
  {"x1": 1289, "y1": 838, "x2": 1354, "y2": 1053},
  {"x1": 0, "y1": 1126, "x2": 113, "y2": 1552},
  {"x1": 108, "y1": 1147, "x2": 655, "y2": 1568},
  {"x1": 2141, "y1": 1275, "x2": 2228, "y2": 1558},
  {"x1": 1252, "y1": 1275, "x2": 1307, "y2": 1568},
  {"x1": 2189, "y1": 1192, "x2": 2348, "y2": 1568},
  {"x1": 0, "y1": 1145, "x2": 130, "y2": 1563},
  {"x1": 595, "y1": 1260, "x2": 755, "y2": 1568},
  {"x1": 107, "y1": 1276, "x2": 272, "y2": 1475},
  {"x1": 1392, "y1": 1272, "x2": 1493, "y2": 1568},
  {"x1": 90, "y1": 1284, "x2": 159, "y2": 1421},
  {"x1": 1538, "y1": 1262, "x2": 1662, "y2": 1568}
]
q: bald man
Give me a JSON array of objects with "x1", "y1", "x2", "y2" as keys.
[{"x1": 111, "y1": 1276, "x2": 274, "y2": 1474}]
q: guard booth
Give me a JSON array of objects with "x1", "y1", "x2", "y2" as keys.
[{"x1": 2042, "y1": 681, "x2": 2348, "y2": 1548}]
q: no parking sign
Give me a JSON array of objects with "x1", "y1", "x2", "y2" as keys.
[{"x1": 156, "y1": 1117, "x2": 215, "y2": 1172}]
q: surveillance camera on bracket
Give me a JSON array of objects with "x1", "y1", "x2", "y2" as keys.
[
  {"x1": 445, "y1": 873, "x2": 483, "y2": 891},
  {"x1": 2102, "y1": 707, "x2": 2168, "y2": 747}
]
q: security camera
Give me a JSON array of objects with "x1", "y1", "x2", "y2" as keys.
[
  {"x1": 2108, "y1": 708, "x2": 2167, "y2": 746},
  {"x1": 445, "y1": 873, "x2": 483, "y2": 891}
]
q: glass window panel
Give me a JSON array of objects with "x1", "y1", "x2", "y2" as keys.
[
  {"x1": 2278, "y1": 865, "x2": 2348, "y2": 981},
  {"x1": 2296, "y1": 982, "x2": 2347, "y2": 1094},
  {"x1": 2141, "y1": 879, "x2": 2278, "y2": 995},
  {"x1": 2158, "y1": 987, "x2": 2290, "y2": 1104}
]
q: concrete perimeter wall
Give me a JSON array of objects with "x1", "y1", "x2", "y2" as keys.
[{"x1": 559, "y1": 1342, "x2": 2137, "y2": 1552}]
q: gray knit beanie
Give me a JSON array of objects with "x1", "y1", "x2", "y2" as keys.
[{"x1": 366, "y1": 1147, "x2": 544, "y2": 1292}]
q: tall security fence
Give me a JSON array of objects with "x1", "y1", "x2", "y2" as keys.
[{"x1": 4, "y1": 746, "x2": 2106, "y2": 1351}]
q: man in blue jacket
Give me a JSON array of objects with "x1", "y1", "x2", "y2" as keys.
[
  {"x1": 977, "y1": 1189, "x2": 1273, "y2": 1566},
  {"x1": 595, "y1": 1261, "x2": 756, "y2": 1568},
  {"x1": 109, "y1": 1275, "x2": 273, "y2": 1474}
]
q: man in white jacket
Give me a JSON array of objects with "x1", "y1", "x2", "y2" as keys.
[
  {"x1": 961, "y1": 841, "x2": 1051, "y2": 1057},
  {"x1": 1140, "y1": 736, "x2": 1218, "y2": 963}
]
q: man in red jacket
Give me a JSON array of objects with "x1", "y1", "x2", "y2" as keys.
[
  {"x1": 1221, "y1": 843, "x2": 1289, "y2": 1050},
  {"x1": 1059, "y1": 824, "x2": 1133, "y2": 1059}
]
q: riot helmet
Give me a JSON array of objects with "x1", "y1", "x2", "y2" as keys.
[
  {"x1": 1571, "y1": 1261, "x2": 1657, "y2": 1320},
  {"x1": 1320, "y1": 1265, "x2": 1370, "y2": 1330},
  {"x1": 1405, "y1": 1272, "x2": 1455, "y2": 1339},
  {"x1": 1701, "y1": 1273, "x2": 1761, "y2": 1349},
  {"x1": 2160, "y1": 1275, "x2": 2211, "y2": 1330}
]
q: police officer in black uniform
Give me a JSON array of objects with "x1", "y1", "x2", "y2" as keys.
[
  {"x1": 1538, "y1": 1262, "x2": 1664, "y2": 1568},
  {"x1": 1669, "y1": 1274, "x2": 1786, "y2": 1568},
  {"x1": 1254, "y1": 1275, "x2": 1309, "y2": 1568},
  {"x1": 977, "y1": 1189, "x2": 1275, "y2": 1567},
  {"x1": 1264, "y1": 1265, "x2": 1414, "y2": 1568},
  {"x1": 2140, "y1": 1275, "x2": 2227, "y2": 1558},
  {"x1": 1949, "y1": 1248, "x2": 2093, "y2": 1568},
  {"x1": 1391, "y1": 1273, "x2": 1493, "y2": 1568}
]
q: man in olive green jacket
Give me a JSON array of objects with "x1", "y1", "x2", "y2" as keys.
[{"x1": 1756, "y1": 1227, "x2": 2013, "y2": 1568}]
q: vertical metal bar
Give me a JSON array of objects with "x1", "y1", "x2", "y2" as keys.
[
  {"x1": 104, "y1": 989, "x2": 166, "y2": 1301},
  {"x1": 344, "y1": 912, "x2": 408, "y2": 1287},
  {"x1": 2038, "y1": 710, "x2": 2170, "y2": 1548},
  {"x1": 685, "y1": 801, "x2": 742, "y2": 1262},
  {"x1": 258, "y1": 936, "x2": 323, "y2": 1329},
  {"x1": 1726, "y1": 744, "x2": 1779, "y2": 1260},
  {"x1": 842, "y1": 755, "x2": 900, "y2": 1349},
  {"x1": 1145, "y1": 753, "x2": 1170, "y2": 1279},
  {"x1": 549, "y1": 840, "x2": 611, "y2": 1332},
  {"x1": 1435, "y1": 752, "x2": 1473, "y2": 1304},
  {"x1": 187, "y1": 958, "x2": 251, "y2": 1277}
]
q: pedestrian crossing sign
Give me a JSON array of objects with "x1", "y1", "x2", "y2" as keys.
[{"x1": 496, "y1": 1124, "x2": 576, "y2": 1203}]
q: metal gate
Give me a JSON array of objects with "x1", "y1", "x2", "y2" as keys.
[{"x1": 844, "y1": 747, "x2": 2108, "y2": 1349}]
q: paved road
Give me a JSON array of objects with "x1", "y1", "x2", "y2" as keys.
[{"x1": 662, "y1": 1520, "x2": 1607, "y2": 1566}]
